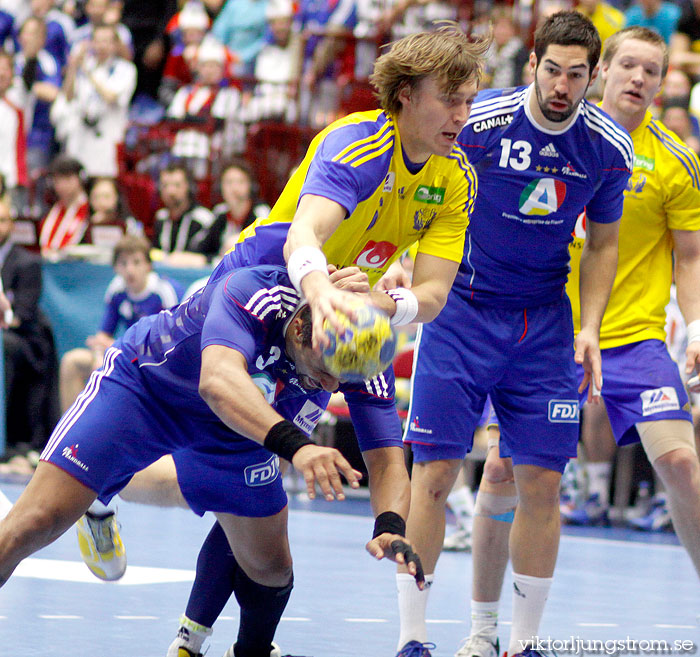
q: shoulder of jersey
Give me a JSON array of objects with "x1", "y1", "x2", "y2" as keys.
[
  {"x1": 104, "y1": 275, "x2": 127, "y2": 301},
  {"x1": 148, "y1": 272, "x2": 182, "y2": 306},
  {"x1": 229, "y1": 266, "x2": 301, "y2": 322},
  {"x1": 647, "y1": 116, "x2": 700, "y2": 189},
  {"x1": 581, "y1": 101, "x2": 634, "y2": 171},
  {"x1": 322, "y1": 110, "x2": 396, "y2": 169},
  {"x1": 465, "y1": 86, "x2": 527, "y2": 128}
]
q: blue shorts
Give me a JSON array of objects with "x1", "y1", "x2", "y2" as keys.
[
  {"x1": 406, "y1": 297, "x2": 578, "y2": 473},
  {"x1": 40, "y1": 347, "x2": 287, "y2": 518},
  {"x1": 577, "y1": 339, "x2": 692, "y2": 445}
]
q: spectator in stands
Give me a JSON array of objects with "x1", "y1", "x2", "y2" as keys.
[
  {"x1": 28, "y1": 0, "x2": 75, "y2": 72},
  {"x1": 661, "y1": 68, "x2": 700, "y2": 136},
  {"x1": 197, "y1": 158, "x2": 269, "y2": 260},
  {"x1": 661, "y1": 97, "x2": 700, "y2": 153},
  {"x1": 70, "y1": 0, "x2": 133, "y2": 60},
  {"x1": 120, "y1": 0, "x2": 177, "y2": 101},
  {"x1": 38, "y1": 155, "x2": 89, "y2": 253},
  {"x1": 0, "y1": 199, "x2": 58, "y2": 473},
  {"x1": 625, "y1": 0, "x2": 681, "y2": 44},
  {"x1": 159, "y1": 1, "x2": 211, "y2": 107},
  {"x1": 152, "y1": 162, "x2": 214, "y2": 266},
  {"x1": 211, "y1": 0, "x2": 268, "y2": 76},
  {"x1": 51, "y1": 23, "x2": 136, "y2": 177},
  {"x1": 0, "y1": 50, "x2": 27, "y2": 213},
  {"x1": 59, "y1": 234, "x2": 183, "y2": 411},
  {"x1": 0, "y1": 10, "x2": 14, "y2": 52},
  {"x1": 671, "y1": 0, "x2": 700, "y2": 77},
  {"x1": 483, "y1": 6, "x2": 526, "y2": 90},
  {"x1": 167, "y1": 37, "x2": 243, "y2": 177},
  {"x1": 298, "y1": 0, "x2": 357, "y2": 127},
  {"x1": 240, "y1": 0, "x2": 301, "y2": 124},
  {"x1": 83, "y1": 176, "x2": 142, "y2": 248},
  {"x1": 15, "y1": 16, "x2": 61, "y2": 199},
  {"x1": 577, "y1": 0, "x2": 625, "y2": 45}
]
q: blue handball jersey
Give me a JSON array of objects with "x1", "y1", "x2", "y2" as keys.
[
  {"x1": 454, "y1": 85, "x2": 633, "y2": 307},
  {"x1": 117, "y1": 265, "x2": 400, "y2": 449},
  {"x1": 100, "y1": 272, "x2": 183, "y2": 335}
]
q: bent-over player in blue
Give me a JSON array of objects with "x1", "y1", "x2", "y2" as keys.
[
  {"x1": 0, "y1": 264, "x2": 420, "y2": 657},
  {"x1": 394, "y1": 11, "x2": 634, "y2": 657}
]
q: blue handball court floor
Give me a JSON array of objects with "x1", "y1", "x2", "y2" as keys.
[{"x1": 0, "y1": 477, "x2": 697, "y2": 657}]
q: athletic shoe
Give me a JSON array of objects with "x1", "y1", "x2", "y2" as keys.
[
  {"x1": 175, "y1": 649, "x2": 202, "y2": 657},
  {"x1": 223, "y1": 642, "x2": 311, "y2": 657},
  {"x1": 560, "y1": 493, "x2": 609, "y2": 526},
  {"x1": 395, "y1": 640, "x2": 436, "y2": 656},
  {"x1": 443, "y1": 527, "x2": 472, "y2": 552},
  {"x1": 76, "y1": 510, "x2": 127, "y2": 581},
  {"x1": 455, "y1": 633, "x2": 499, "y2": 657},
  {"x1": 627, "y1": 493, "x2": 672, "y2": 532}
]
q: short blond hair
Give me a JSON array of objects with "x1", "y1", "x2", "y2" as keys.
[
  {"x1": 370, "y1": 22, "x2": 491, "y2": 116},
  {"x1": 603, "y1": 26, "x2": 669, "y2": 77}
]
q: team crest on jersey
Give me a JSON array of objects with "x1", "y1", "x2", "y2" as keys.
[
  {"x1": 413, "y1": 207, "x2": 437, "y2": 232},
  {"x1": 641, "y1": 387, "x2": 680, "y2": 416},
  {"x1": 472, "y1": 114, "x2": 513, "y2": 133},
  {"x1": 518, "y1": 178, "x2": 567, "y2": 216},
  {"x1": 626, "y1": 172, "x2": 646, "y2": 194}
]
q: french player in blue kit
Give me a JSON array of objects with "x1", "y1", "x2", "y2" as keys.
[
  {"x1": 0, "y1": 263, "x2": 419, "y2": 657},
  {"x1": 394, "y1": 12, "x2": 634, "y2": 657}
]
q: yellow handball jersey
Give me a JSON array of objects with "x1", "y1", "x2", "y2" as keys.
[
  {"x1": 568, "y1": 110, "x2": 700, "y2": 348},
  {"x1": 227, "y1": 110, "x2": 478, "y2": 287}
]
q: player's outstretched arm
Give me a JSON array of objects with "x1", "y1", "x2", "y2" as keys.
[
  {"x1": 361, "y1": 446, "x2": 426, "y2": 589},
  {"x1": 672, "y1": 229, "x2": 700, "y2": 386},
  {"x1": 199, "y1": 345, "x2": 362, "y2": 499},
  {"x1": 369, "y1": 252, "x2": 459, "y2": 327},
  {"x1": 284, "y1": 195, "x2": 364, "y2": 349},
  {"x1": 576, "y1": 217, "x2": 620, "y2": 402}
]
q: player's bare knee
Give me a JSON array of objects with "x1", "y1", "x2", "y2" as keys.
[
  {"x1": 483, "y1": 455, "x2": 513, "y2": 484},
  {"x1": 243, "y1": 551, "x2": 293, "y2": 587},
  {"x1": 515, "y1": 469, "x2": 561, "y2": 511},
  {"x1": 655, "y1": 448, "x2": 700, "y2": 491},
  {"x1": 412, "y1": 460, "x2": 461, "y2": 503}
]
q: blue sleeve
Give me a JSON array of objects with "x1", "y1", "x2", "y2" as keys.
[
  {"x1": 200, "y1": 272, "x2": 266, "y2": 362},
  {"x1": 100, "y1": 294, "x2": 121, "y2": 335},
  {"x1": 302, "y1": 125, "x2": 388, "y2": 214},
  {"x1": 343, "y1": 369, "x2": 403, "y2": 451},
  {"x1": 586, "y1": 158, "x2": 631, "y2": 224}
]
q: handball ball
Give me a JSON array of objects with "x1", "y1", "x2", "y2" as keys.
[{"x1": 322, "y1": 304, "x2": 397, "y2": 382}]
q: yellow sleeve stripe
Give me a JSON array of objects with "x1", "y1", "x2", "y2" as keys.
[
  {"x1": 332, "y1": 119, "x2": 394, "y2": 165},
  {"x1": 649, "y1": 121, "x2": 700, "y2": 188},
  {"x1": 346, "y1": 136, "x2": 395, "y2": 167}
]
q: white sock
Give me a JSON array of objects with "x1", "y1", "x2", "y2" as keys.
[
  {"x1": 586, "y1": 462, "x2": 612, "y2": 507},
  {"x1": 0, "y1": 488, "x2": 12, "y2": 521},
  {"x1": 447, "y1": 486, "x2": 475, "y2": 531},
  {"x1": 166, "y1": 614, "x2": 213, "y2": 657},
  {"x1": 396, "y1": 572, "x2": 434, "y2": 649},
  {"x1": 507, "y1": 571, "x2": 552, "y2": 655},
  {"x1": 471, "y1": 599, "x2": 499, "y2": 642},
  {"x1": 87, "y1": 500, "x2": 112, "y2": 517}
]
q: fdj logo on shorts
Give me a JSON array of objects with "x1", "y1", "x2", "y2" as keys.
[
  {"x1": 245, "y1": 454, "x2": 280, "y2": 487},
  {"x1": 518, "y1": 178, "x2": 567, "y2": 216},
  {"x1": 414, "y1": 185, "x2": 445, "y2": 205},
  {"x1": 548, "y1": 400, "x2": 579, "y2": 423}
]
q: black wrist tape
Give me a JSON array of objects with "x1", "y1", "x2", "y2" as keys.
[
  {"x1": 264, "y1": 420, "x2": 314, "y2": 461},
  {"x1": 372, "y1": 511, "x2": 406, "y2": 539}
]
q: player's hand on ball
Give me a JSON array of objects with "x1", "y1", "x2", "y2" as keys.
[
  {"x1": 302, "y1": 276, "x2": 362, "y2": 351},
  {"x1": 366, "y1": 534, "x2": 426, "y2": 589},
  {"x1": 322, "y1": 303, "x2": 397, "y2": 382},
  {"x1": 291, "y1": 444, "x2": 362, "y2": 501},
  {"x1": 328, "y1": 265, "x2": 370, "y2": 293}
]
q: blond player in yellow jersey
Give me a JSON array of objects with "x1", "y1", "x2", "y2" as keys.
[{"x1": 458, "y1": 26, "x2": 700, "y2": 657}]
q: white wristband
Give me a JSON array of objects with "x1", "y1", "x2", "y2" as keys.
[
  {"x1": 687, "y1": 319, "x2": 700, "y2": 345},
  {"x1": 287, "y1": 246, "x2": 328, "y2": 294},
  {"x1": 385, "y1": 288, "x2": 419, "y2": 326}
]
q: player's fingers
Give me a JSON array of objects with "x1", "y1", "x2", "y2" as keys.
[
  {"x1": 302, "y1": 469, "x2": 317, "y2": 500},
  {"x1": 390, "y1": 540, "x2": 425, "y2": 588},
  {"x1": 365, "y1": 538, "x2": 384, "y2": 560},
  {"x1": 335, "y1": 457, "x2": 362, "y2": 488}
]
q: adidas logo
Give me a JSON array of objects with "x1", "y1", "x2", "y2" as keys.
[{"x1": 539, "y1": 142, "x2": 558, "y2": 157}]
